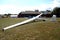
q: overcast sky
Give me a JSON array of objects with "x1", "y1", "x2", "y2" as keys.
[{"x1": 0, "y1": 0, "x2": 60, "y2": 14}]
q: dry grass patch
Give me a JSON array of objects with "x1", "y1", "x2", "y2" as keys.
[{"x1": 0, "y1": 18, "x2": 60, "y2": 40}]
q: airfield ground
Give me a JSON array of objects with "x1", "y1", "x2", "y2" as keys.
[{"x1": 0, "y1": 18, "x2": 60, "y2": 40}]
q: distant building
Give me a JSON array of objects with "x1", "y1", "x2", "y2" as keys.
[
  {"x1": 18, "y1": 10, "x2": 52, "y2": 18},
  {"x1": 10, "y1": 14, "x2": 18, "y2": 18},
  {"x1": 18, "y1": 10, "x2": 41, "y2": 18},
  {"x1": 41, "y1": 10, "x2": 52, "y2": 17}
]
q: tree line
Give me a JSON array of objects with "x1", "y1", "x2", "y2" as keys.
[
  {"x1": 51, "y1": 7, "x2": 60, "y2": 17},
  {"x1": 1, "y1": 7, "x2": 60, "y2": 18}
]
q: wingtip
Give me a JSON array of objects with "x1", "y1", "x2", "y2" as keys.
[{"x1": 2, "y1": 29, "x2": 4, "y2": 31}]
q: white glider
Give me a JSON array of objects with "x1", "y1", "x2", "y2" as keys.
[{"x1": 2, "y1": 13, "x2": 43, "y2": 31}]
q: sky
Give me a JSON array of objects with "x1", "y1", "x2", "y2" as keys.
[{"x1": 0, "y1": 0, "x2": 60, "y2": 14}]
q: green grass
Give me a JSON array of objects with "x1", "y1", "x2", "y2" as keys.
[{"x1": 0, "y1": 18, "x2": 60, "y2": 40}]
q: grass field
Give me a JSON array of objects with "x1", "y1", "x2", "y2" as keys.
[{"x1": 0, "y1": 18, "x2": 60, "y2": 40}]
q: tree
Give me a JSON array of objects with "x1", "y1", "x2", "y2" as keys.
[
  {"x1": 3, "y1": 14, "x2": 8, "y2": 18},
  {"x1": 46, "y1": 10, "x2": 51, "y2": 12},
  {"x1": 35, "y1": 10, "x2": 39, "y2": 12},
  {"x1": 51, "y1": 7, "x2": 60, "y2": 17},
  {"x1": 7, "y1": 13, "x2": 11, "y2": 17}
]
